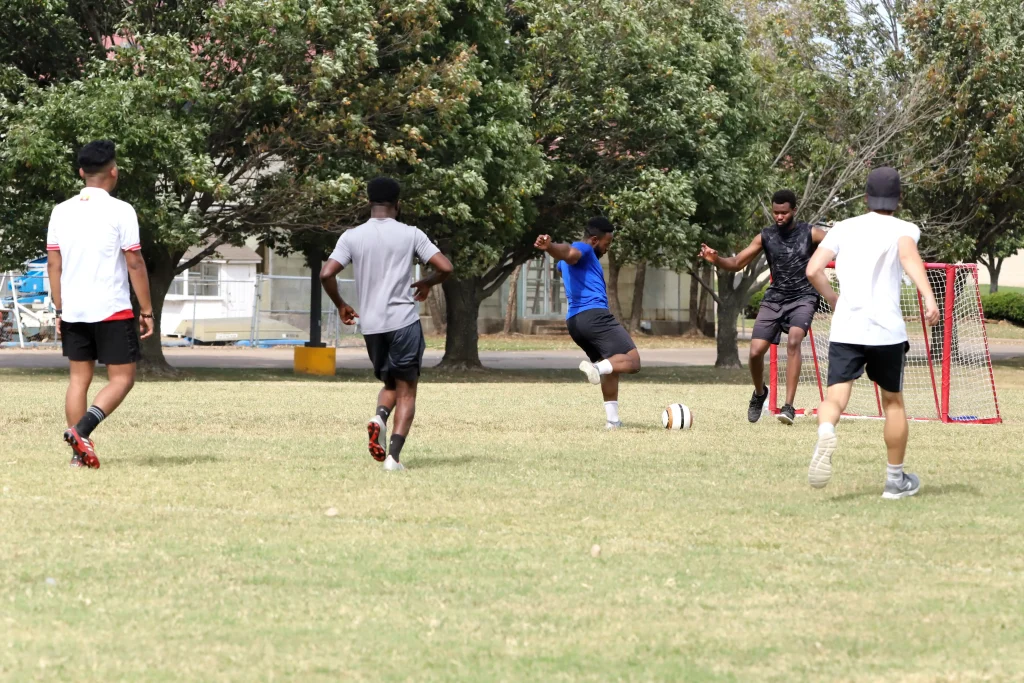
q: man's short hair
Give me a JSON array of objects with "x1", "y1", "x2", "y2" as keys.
[
  {"x1": 78, "y1": 140, "x2": 116, "y2": 174},
  {"x1": 584, "y1": 216, "x2": 615, "y2": 238},
  {"x1": 771, "y1": 189, "x2": 797, "y2": 210},
  {"x1": 367, "y1": 177, "x2": 401, "y2": 205}
]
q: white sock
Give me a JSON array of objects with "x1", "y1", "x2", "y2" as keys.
[
  {"x1": 595, "y1": 359, "x2": 614, "y2": 375},
  {"x1": 887, "y1": 463, "x2": 904, "y2": 482},
  {"x1": 604, "y1": 401, "x2": 620, "y2": 423},
  {"x1": 818, "y1": 423, "x2": 836, "y2": 438}
]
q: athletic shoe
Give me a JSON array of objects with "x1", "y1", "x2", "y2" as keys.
[
  {"x1": 748, "y1": 386, "x2": 769, "y2": 423},
  {"x1": 63, "y1": 428, "x2": 100, "y2": 469},
  {"x1": 778, "y1": 404, "x2": 796, "y2": 425},
  {"x1": 367, "y1": 417, "x2": 387, "y2": 462},
  {"x1": 605, "y1": 420, "x2": 623, "y2": 430},
  {"x1": 383, "y1": 455, "x2": 405, "y2": 472},
  {"x1": 579, "y1": 360, "x2": 601, "y2": 385},
  {"x1": 882, "y1": 472, "x2": 921, "y2": 500},
  {"x1": 69, "y1": 454, "x2": 86, "y2": 468},
  {"x1": 808, "y1": 430, "x2": 837, "y2": 489}
]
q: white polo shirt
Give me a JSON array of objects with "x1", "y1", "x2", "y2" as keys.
[
  {"x1": 820, "y1": 212, "x2": 921, "y2": 346},
  {"x1": 46, "y1": 187, "x2": 141, "y2": 323}
]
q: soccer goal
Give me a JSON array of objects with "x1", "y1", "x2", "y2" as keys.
[{"x1": 767, "y1": 263, "x2": 1002, "y2": 424}]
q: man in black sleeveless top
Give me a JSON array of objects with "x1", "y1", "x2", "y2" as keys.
[{"x1": 699, "y1": 190, "x2": 826, "y2": 424}]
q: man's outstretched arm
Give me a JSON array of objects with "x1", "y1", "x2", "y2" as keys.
[
  {"x1": 699, "y1": 235, "x2": 763, "y2": 272},
  {"x1": 534, "y1": 235, "x2": 582, "y2": 264},
  {"x1": 898, "y1": 237, "x2": 940, "y2": 326}
]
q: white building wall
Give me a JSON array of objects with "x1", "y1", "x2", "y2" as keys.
[{"x1": 161, "y1": 262, "x2": 258, "y2": 335}]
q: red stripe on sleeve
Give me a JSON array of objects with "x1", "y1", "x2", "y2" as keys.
[
  {"x1": 46, "y1": 244, "x2": 61, "y2": 251},
  {"x1": 123, "y1": 244, "x2": 142, "y2": 252}
]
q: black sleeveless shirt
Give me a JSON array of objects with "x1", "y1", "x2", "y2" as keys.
[{"x1": 760, "y1": 221, "x2": 817, "y2": 303}]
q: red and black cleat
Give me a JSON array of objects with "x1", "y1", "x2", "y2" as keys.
[
  {"x1": 367, "y1": 420, "x2": 387, "y2": 462},
  {"x1": 64, "y1": 428, "x2": 100, "y2": 469}
]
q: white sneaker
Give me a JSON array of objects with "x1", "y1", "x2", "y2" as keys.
[
  {"x1": 383, "y1": 455, "x2": 405, "y2": 472},
  {"x1": 579, "y1": 360, "x2": 601, "y2": 385},
  {"x1": 605, "y1": 420, "x2": 623, "y2": 430},
  {"x1": 808, "y1": 431, "x2": 838, "y2": 489}
]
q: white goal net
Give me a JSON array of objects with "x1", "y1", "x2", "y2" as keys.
[{"x1": 768, "y1": 263, "x2": 1002, "y2": 424}]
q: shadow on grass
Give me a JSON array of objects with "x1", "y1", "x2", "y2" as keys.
[
  {"x1": 829, "y1": 482, "x2": 980, "y2": 502},
  {"x1": 0, "y1": 366, "x2": 753, "y2": 386},
  {"x1": 409, "y1": 455, "x2": 477, "y2": 469},
  {"x1": 136, "y1": 454, "x2": 220, "y2": 467}
]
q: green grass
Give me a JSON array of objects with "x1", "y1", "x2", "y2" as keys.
[
  {"x1": 984, "y1": 319, "x2": 1024, "y2": 341},
  {"x1": 2, "y1": 366, "x2": 1024, "y2": 681}
]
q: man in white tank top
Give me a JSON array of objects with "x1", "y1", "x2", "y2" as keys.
[{"x1": 805, "y1": 167, "x2": 940, "y2": 499}]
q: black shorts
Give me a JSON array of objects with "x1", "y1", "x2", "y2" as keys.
[
  {"x1": 60, "y1": 318, "x2": 141, "y2": 365},
  {"x1": 364, "y1": 321, "x2": 426, "y2": 387},
  {"x1": 752, "y1": 295, "x2": 819, "y2": 344},
  {"x1": 827, "y1": 341, "x2": 909, "y2": 393},
  {"x1": 566, "y1": 308, "x2": 636, "y2": 363}
]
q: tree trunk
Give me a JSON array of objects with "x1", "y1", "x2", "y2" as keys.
[
  {"x1": 426, "y1": 287, "x2": 447, "y2": 335},
  {"x1": 137, "y1": 248, "x2": 178, "y2": 376},
  {"x1": 439, "y1": 277, "x2": 483, "y2": 370},
  {"x1": 628, "y1": 260, "x2": 647, "y2": 333},
  {"x1": 607, "y1": 252, "x2": 623, "y2": 320},
  {"x1": 987, "y1": 257, "x2": 1002, "y2": 294},
  {"x1": 503, "y1": 265, "x2": 521, "y2": 335},
  {"x1": 714, "y1": 269, "x2": 743, "y2": 368},
  {"x1": 696, "y1": 262, "x2": 712, "y2": 335},
  {"x1": 686, "y1": 262, "x2": 700, "y2": 335}
]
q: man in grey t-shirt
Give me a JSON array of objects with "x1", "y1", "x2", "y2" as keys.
[{"x1": 320, "y1": 177, "x2": 453, "y2": 471}]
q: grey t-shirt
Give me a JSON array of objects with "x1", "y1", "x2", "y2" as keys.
[{"x1": 328, "y1": 218, "x2": 441, "y2": 335}]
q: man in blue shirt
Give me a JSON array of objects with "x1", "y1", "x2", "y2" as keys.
[{"x1": 535, "y1": 217, "x2": 641, "y2": 429}]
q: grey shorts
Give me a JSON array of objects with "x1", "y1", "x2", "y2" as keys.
[{"x1": 752, "y1": 295, "x2": 819, "y2": 344}]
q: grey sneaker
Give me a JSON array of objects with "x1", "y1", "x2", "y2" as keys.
[
  {"x1": 579, "y1": 360, "x2": 602, "y2": 385},
  {"x1": 748, "y1": 386, "x2": 769, "y2": 423},
  {"x1": 778, "y1": 404, "x2": 796, "y2": 425},
  {"x1": 383, "y1": 455, "x2": 405, "y2": 472},
  {"x1": 808, "y1": 430, "x2": 838, "y2": 489},
  {"x1": 882, "y1": 472, "x2": 920, "y2": 500},
  {"x1": 605, "y1": 420, "x2": 623, "y2": 430}
]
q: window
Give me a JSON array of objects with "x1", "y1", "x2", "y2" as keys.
[{"x1": 168, "y1": 262, "x2": 220, "y2": 297}]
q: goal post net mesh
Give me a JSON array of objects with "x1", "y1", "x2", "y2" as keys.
[{"x1": 768, "y1": 263, "x2": 1001, "y2": 424}]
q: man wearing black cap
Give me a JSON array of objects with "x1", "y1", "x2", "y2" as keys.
[
  {"x1": 700, "y1": 189, "x2": 827, "y2": 425},
  {"x1": 805, "y1": 167, "x2": 940, "y2": 499},
  {"x1": 46, "y1": 140, "x2": 155, "y2": 468},
  {"x1": 320, "y1": 177, "x2": 453, "y2": 471}
]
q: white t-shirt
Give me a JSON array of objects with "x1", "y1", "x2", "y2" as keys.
[
  {"x1": 328, "y1": 218, "x2": 440, "y2": 335},
  {"x1": 820, "y1": 212, "x2": 921, "y2": 346},
  {"x1": 46, "y1": 187, "x2": 141, "y2": 323}
]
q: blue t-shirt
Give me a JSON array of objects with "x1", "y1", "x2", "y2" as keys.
[{"x1": 558, "y1": 242, "x2": 609, "y2": 319}]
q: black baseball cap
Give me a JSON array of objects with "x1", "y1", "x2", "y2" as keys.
[
  {"x1": 367, "y1": 177, "x2": 400, "y2": 205},
  {"x1": 866, "y1": 166, "x2": 901, "y2": 212}
]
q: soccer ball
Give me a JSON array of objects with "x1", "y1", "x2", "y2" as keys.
[{"x1": 662, "y1": 403, "x2": 693, "y2": 430}]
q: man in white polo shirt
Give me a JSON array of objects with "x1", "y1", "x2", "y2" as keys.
[
  {"x1": 46, "y1": 140, "x2": 154, "y2": 469},
  {"x1": 805, "y1": 167, "x2": 939, "y2": 499},
  {"x1": 320, "y1": 177, "x2": 452, "y2": 471}
]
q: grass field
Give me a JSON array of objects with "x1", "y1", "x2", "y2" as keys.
[{"x1": 2, "y1": 364, "x2": 1023, "y2": 681}]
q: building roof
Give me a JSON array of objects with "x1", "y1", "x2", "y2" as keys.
[{"x1": 180, "y1": 242, "x2": 262, "y2": 265}]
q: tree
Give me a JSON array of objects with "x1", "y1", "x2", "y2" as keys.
[
  {"x1": 904, "y1": 0, "x2": 1024, "y2": 266},
  {"x1": 978, "y1": 227, "x2": 1024, "y2": 293},
  {"x1": 520, "y1": 0, "x2": 764, "y2": 341}
]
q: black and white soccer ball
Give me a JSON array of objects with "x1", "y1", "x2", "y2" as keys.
[{"x1": 662, "y1": 403, "x2": 693, "y2": 430}]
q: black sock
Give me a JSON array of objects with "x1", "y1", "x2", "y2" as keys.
[
  {"x1": 75, "y1": 405, "x2": 106, "y2": 438},
  {"x1": 376, "y1": 405, "x2": 392, "y2": 424},
  {"x1": 389, "y1": 434, "x2": 406, "y2": 462}
]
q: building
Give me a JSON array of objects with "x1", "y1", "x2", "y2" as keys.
[{"x1": 162, "y1": 243, "x2": 262, "y2": 336}]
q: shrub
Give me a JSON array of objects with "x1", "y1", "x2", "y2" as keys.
[
  {"x1": 745, "y1": 284, "x2": 769, "y2": 319},
  {"x1": 980, "y1": 291, "x2": 1024, "y2": 325}
]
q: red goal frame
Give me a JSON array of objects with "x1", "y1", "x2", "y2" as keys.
[{"x1": 766, "y1": 262, "x2": 1002, "y2": 424}]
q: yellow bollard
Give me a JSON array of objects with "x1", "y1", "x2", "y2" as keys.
[{"x1": 294, "y1": 346, "x2": 336, "y2": 376}]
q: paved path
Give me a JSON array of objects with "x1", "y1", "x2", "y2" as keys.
[{"x1": 3, "y1": 342, "x2": 1024, "y2": 371}]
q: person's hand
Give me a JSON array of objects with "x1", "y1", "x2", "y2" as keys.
[
  {"x1": 411, "y1": 280, "x2": 432, "y2": 302},
  {"x1": 139, "y1": 313, "x2": 155, "y2": 339},
  {"x1": 923, "y1": 296, "x2": 940, "y2": 326},
  {"x1": 534, "y1": 234, "x2": 552, "y2": 251},
  {"x1": 339, "y1": 304, "x2": 358, "y2": 325},
  {"x1": 698, "y1": 244, "x2": 718, "y2": 264}
]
